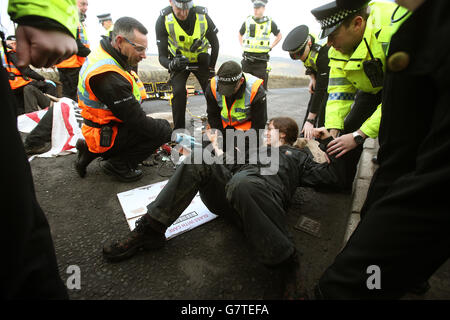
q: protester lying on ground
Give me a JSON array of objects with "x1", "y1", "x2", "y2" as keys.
[{"x1": 102, "y1": 117, "x2": 348, "y2": 299}]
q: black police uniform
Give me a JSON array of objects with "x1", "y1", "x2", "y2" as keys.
[
  {"x1": 239, "y1": 17, "x2": 280, "y2": 90},
  {"x1": 282, "y1": 25, "x2": 330, "y2": 129},
  {"x1": 316, "y1": 0, "x2": 450, "y2": 299},
  {"x1": 155, "y1": 6, "x2": 219, "y2": 129}
]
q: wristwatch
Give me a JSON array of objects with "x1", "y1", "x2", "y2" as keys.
[
  {"x1": 306, "y1": 118, "x2": 315, "y2": 125},
  {"x1": 352, "y1": 131, "x2": 366, "y2": 145}
]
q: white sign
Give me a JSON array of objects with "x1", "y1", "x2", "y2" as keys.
[{"x1": 117, "y1": 180, "x2": 218, "y2": 240}]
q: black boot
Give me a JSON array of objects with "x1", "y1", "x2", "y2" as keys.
[
  {"x1": 75, "y1": 139, "x2": 98, "y2": 178},
  {"x1": 23, "y1": 142, "x2": 51, "y2": 156},
  {"x1": 99, "y1": 158, "x2": 143, "y2": 182},
  {"x1": 265, "y1": 251, "x2": 308, "y2": 300},
  {"x1": 103, "y1": 215, "x2": 166, "y2": 262}
]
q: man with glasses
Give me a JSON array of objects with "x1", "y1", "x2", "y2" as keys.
[
  {"x1": 156, "y1": 0, "x2": 220, "y2": 129},
  {"x1": 75, "y1": 17, "x2": 172, "y2": 182}
]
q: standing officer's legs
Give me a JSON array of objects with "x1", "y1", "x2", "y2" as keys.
[{"x1": 169, "y1": 69, "x2": 191, "y2": 130}]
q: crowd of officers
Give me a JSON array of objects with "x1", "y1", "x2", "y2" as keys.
[{"x1": 2, "y1": 0, "x2": 449, "y2": 301}]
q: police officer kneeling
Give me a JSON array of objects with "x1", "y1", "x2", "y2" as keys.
[{"x1": 75, "y1": 17, "x2": 172, "y2": 182}]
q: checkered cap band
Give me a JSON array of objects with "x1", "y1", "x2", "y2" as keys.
[
  {"x1": 218, "y1": 72, "x2": 243, "y2": 83},
  {"x1": 318, "y1": 8, "x2": 358, "y2": 29}
]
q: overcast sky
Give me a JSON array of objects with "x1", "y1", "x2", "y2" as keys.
[{"x1": 1, "y1": 0, "x2": 395, "y2": 59}]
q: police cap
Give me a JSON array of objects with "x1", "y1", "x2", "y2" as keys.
[
  {"x1": 97, "y1": 13, "x2": 112, "y2": 23},
  {"x1": 282, "y1": 25, "x2": 310, "y2": 58},
  {"x1": 336, "y1": 0, "x2": 370, "y2": 10},
  {"x1": 216, "y1": 61, "x2": 243, "y2": 97},
  {"x1": 252, "y1": 0, "x2": 268, "y2": 8},
  {"x1": 311, "y1": 0, "x2": 367, "y2": 39},
  {"x1": 172, "y1": 0, "x2": 193, "y2": 10}
]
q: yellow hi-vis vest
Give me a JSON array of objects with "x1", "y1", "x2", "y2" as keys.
[
  {"x1": 164, "y1": 9, "x2": 209, "y2": 63},
  {"x1": 210, "y1": 73, "x2": 263, "y2": 131},
  {"x1": 325, "y1": 1, "x2": 410, "y2": 138},
  {"x1": 0, "y1": 46, "x2": 32, "y2": 90},
  {"x1": 78, "y1": 46, "x2": 144, "y2": 153},
  {"x1": 242, "y1": 16, "x2": 272, "y2": 53}
]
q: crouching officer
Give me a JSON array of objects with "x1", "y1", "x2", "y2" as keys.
[
  {"x1": 156, "y1": 0, "x2": 220, "y2": 130},
  {"x1": 282, "y1": 25, "x2": 330, "y2": 139},
  {"x1": 205, "y1": 61, "x2": 267, "y2": 136},
  {"x1": 75, "y1": 17, "x2": 172, "y2": 182}
]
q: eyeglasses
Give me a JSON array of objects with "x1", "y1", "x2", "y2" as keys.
[{"x1": 123, "y1": 37, "x2": 147, "y2": 53}]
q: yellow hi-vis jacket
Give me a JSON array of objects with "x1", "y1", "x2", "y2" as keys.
[
  {"x1": 242, "y1": 16, "x2": 272, "y2": 54},
  {"x1": 325, "y1": 1, "x2": 409, "y2": 138},
  {"x1": 164, "y1": 7, "x2": 209, "y2": 63}
]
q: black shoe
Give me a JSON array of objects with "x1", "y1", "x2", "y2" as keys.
[
  {"x1": 24, "y1": 142, "x2": 51, "y2": 156},
  {"x1": 103, "y1": 216, "x2": 166, "y2": 262},
  {"x1": 75, "y1": 139, "x2": 97, "y2": 178},
  {"x1": 100, "y1": 159, "x2": 143, "y2": 182}
]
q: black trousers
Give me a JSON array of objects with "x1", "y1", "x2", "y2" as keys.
[
  {"x1": 57, "y1": 67, "x2": 81, "y2": 101},
  {"x1": 301, "y1": 93, "x2": 327, "y2": 130},
  {"x1": 23, "y1": 84, "x2": 51, "y2": 113},
  {"x1": 146, "y1": 162, "x2": 295, "y2": 266},
  {"x1": 0, "y1": 67, "x2": 68, "y2": 299},
  {"x1": 169, "y1": 56, "x2": 210, "y2": 130},
  {"x1": 341, "y1": 91, "x2": 382, "y2": 189},
  {"x1": 241, "y1": 58, "x2": 268, "y2": 90},
  {"x1": 24, "y1": 106, "x2": 54, "y2": 147}
]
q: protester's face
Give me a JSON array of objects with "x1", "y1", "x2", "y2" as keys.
[
  {"x1": 395, "y1": 0, "x2": 425, "y2": 11},
  {"x1": 170, "y1": 0, "x2": 190, "y2": 21},
  {"x1": 253, "y1": 6, "x2": 265, "y2": 19},
  {"x1": 327, "y1": 17, "x2": 364, "y2": 55},
  {"x1": 77, "y1": 0, "x2": 88, "y2": 15},
  {"x1": 265, "y1": 121, "x2": 285, "y2": 147},
  {"x1": 118, "y1": 29, "x2": 148, "y2": 67}
]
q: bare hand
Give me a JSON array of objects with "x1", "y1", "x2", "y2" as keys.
[
  {"x1": 15, "y1": 25, "x2": 77, "y2": 68},
  {"x1": 313, "y1": 127, "x2": 331, "y2": 140},
  {"x1": 330, "y1": 129, "x2": 340, "y2": 139},
  {"x1": 301, "y1": 121, "x2": 315, "y2": 140},
  {"x1": 326, "y1": 133, "x2": 357, "y2": 158}
]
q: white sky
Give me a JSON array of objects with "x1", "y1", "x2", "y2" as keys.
[{"x1": 1, "y1": 0, "x2": 396, "y2": 58}]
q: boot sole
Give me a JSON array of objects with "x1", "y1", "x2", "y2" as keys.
[{"x1": 103, "y1": 241, "x2": 165, "y2": 263}]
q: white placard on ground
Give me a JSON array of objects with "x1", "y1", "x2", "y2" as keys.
[{"x1": 117, "y1": 180, "x2": 218, "y2": 240}]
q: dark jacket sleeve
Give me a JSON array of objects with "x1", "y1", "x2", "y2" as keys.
[
  {"x1": 271, "y1": 20, "x2": 280, "y2": 36},
  {"x1": 299, "y1": 138, "x2": 347, "y2": 189},
  {"x1": 155, "y1": 15, "x2": 170, "y2": 70},
  {"x1": 76, "y1": 36, "x2": 91, "y2": 57},
  {"x1": 205, "y1": 14, "x2": 219, "y2": 69},
  {"x1": 239, "y1": 22, "x2": 246, "y2": 35},
  {"x1": 309, "y1": 45, "x2": 330, "y2": 115},
  {"x1": 250, "y1": 86, "x2": 267, "y2": 130},
  {"x1": 205, "y1": 82, "x2": 223, "y2": 131},
  {"x1": 89, "y1": 71, "x2": 172, "y2": 142}
]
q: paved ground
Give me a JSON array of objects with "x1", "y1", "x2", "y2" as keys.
[{"x1": 28, "y1": 87, "x2": 449, "y2": 300}]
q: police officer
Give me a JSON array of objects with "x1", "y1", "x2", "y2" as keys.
[
  {"x1": 282, "y1": 25, "x2": 330, "y2": 139},
  {"x1": 55, "y1": 0, "x2": 91, "y2": 101},
  {"x1": 205, "y1": 61, "x2": 267, "y2": 134},
  {"x1": 97, "y1": 13, "x2": 114, "y2": 37},
  {"x1": 315, "y1": 0, "x2": 450, "y2": 299},
  {"x1": 311, "y1": 0, "x2": 407, "y2": 189},
  {"x1": 239, "y1": 0, "x2": 282, "y2": 90},
  {"x1": 156, "y1": 0, "x2": 219, "y2": 130}
]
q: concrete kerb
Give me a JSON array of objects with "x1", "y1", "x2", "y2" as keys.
[{"x1": 342, "y1": 138, "x2": 379, "y2": 247}]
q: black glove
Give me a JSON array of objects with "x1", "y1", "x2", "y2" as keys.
[{"x1": 168, "y1": 56, "x2": 189, "y2": 73}]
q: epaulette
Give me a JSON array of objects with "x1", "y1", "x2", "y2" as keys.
[
  {"x1": 160, "y1": 6, "x2": 172, "y2": 16},
  {"x1": 194, "y1": 6, "x2": 208, "y2": 14},
  {"x1": 311, "y1": 43, "x2": 322, "y2": 53}
]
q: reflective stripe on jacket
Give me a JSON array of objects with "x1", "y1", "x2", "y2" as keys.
[
  {"x1": 210, "y1": 73, "x2": 263, "y2": 131},
  {"x1": 57, "y1": 22, "x2": 90, "y2": 68},
  {"x1": 0, "y1": 47, "x2": 32, "y2": 90},
  {"x1": 164, "y1": 9, "x2": 209, "y2": 63},
  {"x1": 325, "y1": 1, "x2": 409, "y2": 137},
  {"x1": 78, "y1": 46, "x2": 143, "y2": 153},
  {"x1": 242, "y1": 16, "x2": 272, "y2": 53}
]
